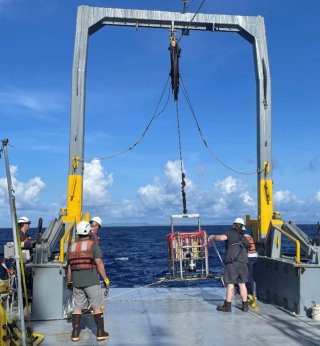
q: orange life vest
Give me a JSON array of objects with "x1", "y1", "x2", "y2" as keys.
[
  {"x1": 68, "y1": 239, "x2": 97, "y2": 271},
  {"x1": 245, "y1": 234, "x2": 257, "y2": 254}
]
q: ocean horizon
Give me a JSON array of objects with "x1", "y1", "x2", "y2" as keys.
[{"x1": 0, "y1": 224, "x2": 317, "y2": 288}]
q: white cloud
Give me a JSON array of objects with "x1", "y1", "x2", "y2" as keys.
[
  {"x1": 0, "y1": 165, "x2": 46, "y2": 209},
  {"x1": 136, "y1": 166, "x2": 256, "y2": 223},
  {"x1": 138, "y1": 177, "x2": 176, "y2": 210},
  {"x1": 165, "y1": 161, "x2": 182, "y2": 187},
  {"x1": 270, "y1": 189, "x2": 312, "y2": 222},
  {"x1": 137, "y1": 161, "x2": 194, "y2": 213},
  {"x1": 205, "y1": 176, "x2": 256, "y2": 220},
  {"x1": 3, "y1": 159, "x2": 320, "y2": 227},
  {"x1": 0, "y1": 165, "x2": 46, "y2": 226},
  {"x1": 214, "y1": 175, "x2": 238, "y2": 194},
  {"x1": 165, "y1": 160, "x2": 194, "y2": 192},
  {"x1": 79, "y1": 160, "x2": 320, "y2": 224},
  {"x1": 274, "y1": 190, "x2": 296, "y2": 204},
  {"x1": 240, "y1": 191, "x2": 255, "y2": 207},
  {"x1": 0, "y1": 88, "x2": 65, "y2": 119},
  {"x1": 315, "y1": 190, "x2": 320, "y2": 202},
  {"x1": 273, "y1": 190, "x2": 305, "y2": 212},
  {"x1": 83, "y1": 159, "x2": 113, "y2": 209}
]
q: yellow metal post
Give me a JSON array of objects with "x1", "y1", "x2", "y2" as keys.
[{"x1": 272, "y1": 223, "x2": 301, "y2": 263}]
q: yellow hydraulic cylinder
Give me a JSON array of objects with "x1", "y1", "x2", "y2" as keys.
[
  {"x1": 62, "y1": 174, "x2": 83, "y2": 224},
  {"x1": 247, "y1": 178, "x2": 276, "y2": 241},
  {"x1": 258, "y1": 179, "x2": 274, "y2": 237}
]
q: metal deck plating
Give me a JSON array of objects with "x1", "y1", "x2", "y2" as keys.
[{"x1": 33, "y1": 287, "x2": 320, "y2": 346}]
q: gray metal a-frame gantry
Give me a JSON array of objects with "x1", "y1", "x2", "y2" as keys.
[{"x1": 67, "y1": 6, "x2": 273, "y2": 241}]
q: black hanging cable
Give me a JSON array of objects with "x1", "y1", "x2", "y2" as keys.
[
  {"x1": 79, "y1": 0, "x2": 206, "y2": 164},
  {"x1": 180, "y1": 75, "x2": 264, "y2": 176},
  {"x1": 169, "y1": 30, "x2": 188, "y2": 214},
  {"x1": 175, "y1": 102, "x2": 188, "y2": 214},
  {"x1": 82, "y1": 76, "x2": 171, "y2": 162}
]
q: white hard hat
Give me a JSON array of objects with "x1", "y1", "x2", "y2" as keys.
[
  {"x1": 18, "y1": 216, "x2": 31, "y2": 224},
  {"x1": 233, "y1": 217, "x2": 245, "y2": 226},
  {"x1": 76, "y1": 221, "x2": 91, "y2": 235},
  {"x1": 90, "y1": 216, "x2": 102, "y2": 227}
]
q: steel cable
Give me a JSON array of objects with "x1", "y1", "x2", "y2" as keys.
[
  {"x1": 177, "y1": 0, "x2": 207, "y2": 45},
  {"x1": 180, "y1": 75, "x2": 264, "y2": 176},
  {"x1": 82, "y1": 76, "x2": 171, "y2": 162}
]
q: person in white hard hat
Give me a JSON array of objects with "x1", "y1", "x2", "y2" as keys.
[
  {"x1": 208, "y1": 217, "x2": 251, "y2": 313},
  {"x1": 17, "y1": 216, "x2": 32, "y2": 249},
  {"x1": 67, "y1": 220, "x2": 110, "y2": 342},
  {"x1": 89, "y1": 216, "x2": 102, "y2": 244}
]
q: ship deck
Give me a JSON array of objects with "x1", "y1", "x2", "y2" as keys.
[{"x1": 33, "y1": 287, "x2": 320, "y2": 346}]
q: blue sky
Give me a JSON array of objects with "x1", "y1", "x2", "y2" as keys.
[{"x1": 1, "y1": 0, "x2": 320, "y2": 227}]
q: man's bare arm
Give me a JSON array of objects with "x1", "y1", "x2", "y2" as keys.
[{"x1": 208, "y1": 234, "x2": 228, "y2": 242}]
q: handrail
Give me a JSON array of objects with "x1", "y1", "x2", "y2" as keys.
[
  {"x1": 272, "y1": 222, "x2": 301, "y2": 263},
  {"x1": 59, "y1": 222, "x2": 75, "y2": 263}
]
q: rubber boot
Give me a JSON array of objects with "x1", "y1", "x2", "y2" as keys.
[
  {"x1": 94, "y1": 313, "x2": 110, "y2": 341},
  {"x1": 71, "y1": 314, "x2": 81, "y2": 342},
  {"x1": 217, "y1": 300, "x2": 232, "y2": 312},
  {"x1": 242, "y1": 301, "x2": 249, "y2": 312}
]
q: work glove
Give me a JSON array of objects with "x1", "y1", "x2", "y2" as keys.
[
  {"x1": 67, "y1": 281, "x2": 73, "y2": 291},
  {"x1": 103, "y1": 277, "x2": 110, "y2": 287},
  {"x1": 103, "y1": 277, "x2": 110, "y2": 298}
]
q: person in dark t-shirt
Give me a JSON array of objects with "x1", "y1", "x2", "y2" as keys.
[
  {"x1": 208, "y1": 217, "x2": 251, "y2": 313},
  {"x1": 17, "y1": 216, "x2": 32, "y2": 249},
  {"x1": 67, "y1": 221, "x2": 110, "y2": 342}
]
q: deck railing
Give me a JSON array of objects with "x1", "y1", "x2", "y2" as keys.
[{"x1": 272, "y1": 222, "x2": 301, "y2": 263}]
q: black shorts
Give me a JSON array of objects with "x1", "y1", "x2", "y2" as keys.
[{"x1": 223, "y1": 262, "x2": 248, "y2": 284}]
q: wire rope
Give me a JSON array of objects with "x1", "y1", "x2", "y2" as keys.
[
  {"x1": 175, "y1": 102, "x2": 188, "y2": 214},
  {"x1": 177, "y1": 0, "x2": 208, "y2": 44},
  {"x1": 180, "y1": 75, "x2": 264, "y2": 176},
  {"x1": 79, "y1": 0, "x2": 206, "y2": 163},
  {"x1": 108, "y1": 279, "x2": 165, "y2": 300},
  {"x1": 82, "y1": 76, "x2": 171, "y2": 162}
]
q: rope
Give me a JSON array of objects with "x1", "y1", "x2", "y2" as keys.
[
  {"x1": 175, "y1": 102, "x2": 188, "y2": 214},
  {"x1": 82, "y1": 76, "x2": 171, "y2": 162},
  {"x1": 108, "y1": 279, "x2": 165, "y2": 300},
  {"x1": 210, "y1": 240, "x2": 225, "y2": 287},
  {"x1": 180, "y1": 75, "x2": 264, "y2": 176}
]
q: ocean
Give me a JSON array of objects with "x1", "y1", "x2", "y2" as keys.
[{"x1": 0, "y1": 224, "x2": 318, "y2": 288}]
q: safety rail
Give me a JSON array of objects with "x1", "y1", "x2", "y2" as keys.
[
  {"x1": 272, "y1": 222, "x2": 301, "y2": 263},
  {"x1": 59, "y1": 222, "x2": 75, "y2": 263}
]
